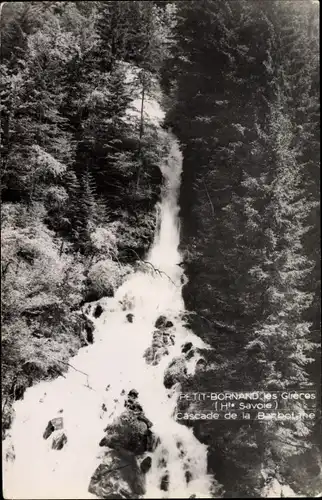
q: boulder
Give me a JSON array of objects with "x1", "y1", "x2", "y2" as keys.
[
  {"x1": 120, "y1": 294, "x2": 135, "y2": 311},
  {"x1": 88, "y1": 449, "x2": 145, "y2": 499},
  {"x1": 14, "y1": 383, "x2": 26, "y2": 401},
  {"x1": 155, "y1": 316, "x2": 173, "y2": 329},
  {"x1": 43, "y1": 417, "x2": 63, "y2": 440},
  {"x1": 5, "y1": 443, "x2": 15, "y2": 462},
  {"x1": 158, "y1": 457, "x2": 167, "y2": 468},
  {"x1": 52, "y1": 432, "x2": 67, "y2": 450},
  {"x1": 126, "y1": 313, "x2": 134, "y2": 323},
  {"x1": 144, "y1": 330, "x2": 172, "y2": 366},
  {"x1": 128, "y1": 389, "x2": 138, "y2": 399},
  {"x1": 176, "y1": 441, "x2": 185, "y2": 458},
  {"x1": 140, "y1": 456, "x2": 152, "y2": 474},
  {"x1": 93, "y1": 304, "x2": 104, "y2": 319},
  {"x1": 84, "y1": 285, "x2": 114, "y2": 303},
  {"x1": 195, "y1": 358, "x2": 207, "y2": 371},
  {"x1": 78, "y1": 313, "x2": 95, "y2": 345},
  {"x1": 160, "y1": 472, "x2": 170, "y2": 491},
  {"x1": 85, "y1": 318, "x2": 94, "y2": 343},
  {"x1": 125, "y1": 400, "x2": 143, "y2": 413},
  {"x1": 137, "y1": 415, "x2": 153, "y2": 429},
  {"x1": 186, "y1": 349, "x2": 195, "y2": 360},
  {"x1": 100, "y1": 411, "x2": 152, "y2": 455},
  {"x1": 22, "y1": 361, "x2": 43, "y2": 379},
  {"x1": 181, "y1": 342, "x2": 193, "y2": 354},
  {"x1": 144, "y1": 345, "x2": 169, "y2": 366},
  {"x1": 125, "y1": 389, "x2": 143, "y2": 412},
  {"x1": 185, "y1": 470, "x2": 192, "y2": 484},
  {"x1": 164, "y1": 357, "x2": 187, "y2": 389}
]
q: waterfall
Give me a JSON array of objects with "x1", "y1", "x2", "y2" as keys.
[{"x1": 3, "y1": 128, "x2": 214, "y2": 499}]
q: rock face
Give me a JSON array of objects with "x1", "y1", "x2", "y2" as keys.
[
  {"x1": 88, "y1": 449, "x2": 145, "y2": 499},
  {"x1": 52, "y1": 432, "x2": 67, "y2": 450},
  {"x1": 164, "y1": 357, "x2": 188, "y2": 389}
]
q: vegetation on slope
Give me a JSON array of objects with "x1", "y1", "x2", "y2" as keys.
[
  {"x1": 1, "y1": 0, "x2": 173, "y2": 438},
  {"x1": 1, "y1": 1, "x2": 320, "y2": 497},
  {"x1": 163, "y1": 0, "x2": 320, "y2": 496}
]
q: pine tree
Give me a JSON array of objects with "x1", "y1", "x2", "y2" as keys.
[{"x1": 167, "y1": 0, "x2": 320, "y2": 495}]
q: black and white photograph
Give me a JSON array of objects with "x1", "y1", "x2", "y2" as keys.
[{"x1": 1, "y1": 0, "x2": 321, "y2": 498}]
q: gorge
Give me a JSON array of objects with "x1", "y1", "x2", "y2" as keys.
[
  {"x1": 3, "y1": 127, "x2": 219, "y2": 498},
  {"x1": 1, "y1": 1, "x2": 320, "y2": 498}
]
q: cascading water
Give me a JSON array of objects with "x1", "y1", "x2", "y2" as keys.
[{"x1": 3, "y1": 120, "x2": 214, "y2": 498}]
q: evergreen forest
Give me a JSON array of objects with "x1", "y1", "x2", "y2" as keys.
[{"x1": 1, "y1": 1, "x2": 320, "y2": 497}]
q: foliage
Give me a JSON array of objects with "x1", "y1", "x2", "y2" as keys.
[
  {"x1": 1, "y1": 0, "x2": 170, "y2": 439},
  {"x1": 166, "y1": 0, "x2": 320, "y2": 496}
]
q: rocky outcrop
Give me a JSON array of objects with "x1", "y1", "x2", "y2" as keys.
[
  {"x1": 99, "y1": 389, "x2": 155, "y2": 461},
  {"x1": 164, "y1": 357, "x2": 187, "y2": 389},
  {"x1": 144, "y1": 330, "x2": 175, "y2": 366},
  {"x1": 100, "y1": 410, "x2": 153, "y2": 455},
  {"x1": 143, "y1": 315, "x2": 176, "y2": 366},
  {"x1": 124, "y1": 391, "x2": 153, "y2": 429},
  {"x1": 88, "y1": 449, "x2": 145, "y2": 499}
]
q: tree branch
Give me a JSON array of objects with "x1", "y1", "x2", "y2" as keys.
[
  {"x1": 126, "y1": 248, "x2": 178, "y2": 287},
  {"x1": 203, "y1": 180, "x2": 215, "y2": 219}
]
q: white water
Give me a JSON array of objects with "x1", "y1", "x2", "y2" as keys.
[{"x1": 3, "y1": 134, "x2": 215, "y2": 498}]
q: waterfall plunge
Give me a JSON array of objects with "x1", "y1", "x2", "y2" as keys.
[{"x1": 3, "y1": 133, "x2": 214, "y2": 499}]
